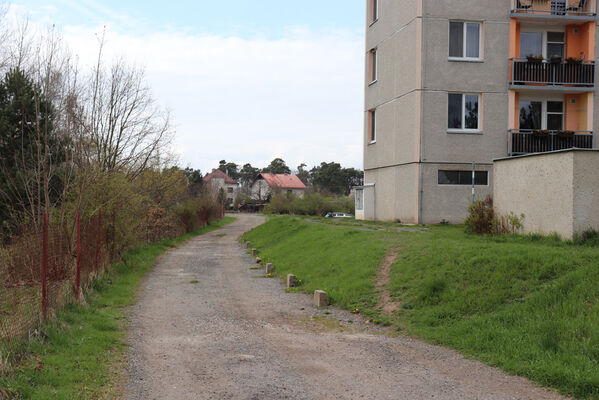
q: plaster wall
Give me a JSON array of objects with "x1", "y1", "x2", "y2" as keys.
[{"x1": 494, "y1": 150, "x2": 579, "y2": 238}]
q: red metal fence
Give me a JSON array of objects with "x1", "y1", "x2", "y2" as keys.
[
  {"x1": 0, "y1": 206, "x2": 223, "y2": 344},
  {"x1": 0, "y1": 210, "x2": 106, "y2": 342}
]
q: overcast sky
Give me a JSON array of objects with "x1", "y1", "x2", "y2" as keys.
[{"x1": 8, "y1": 0, "x2": 365, "y2": 173}]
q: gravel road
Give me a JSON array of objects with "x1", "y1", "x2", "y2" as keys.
[{"x1": 126, "y1": 214, "x2": 567, "y2": 400}]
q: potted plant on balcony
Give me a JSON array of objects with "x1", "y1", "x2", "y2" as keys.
[
  {"x1": 532, "y1": 129, "x2": 550, "y2": 136},
  {"x1": 566, "y1": 57, "x2": 583, "y2": 64},
  {"x1": 557, "y1": 130, "x2": 575, "y2": 136},
  {"x1": 527, "y1": 54, "x2": 544, "y2": 63},
  {"x1": 550, "y1": 55, "x2": 563, "y2": 64}
]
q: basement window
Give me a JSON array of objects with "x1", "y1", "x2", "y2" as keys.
[{"x1": 438, "y1": 170, "x2": 488, "y2": 185}]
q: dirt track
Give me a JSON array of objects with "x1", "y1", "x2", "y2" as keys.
[{"x1": 125, "y1": 214, "x2": 567, "y2": 400}]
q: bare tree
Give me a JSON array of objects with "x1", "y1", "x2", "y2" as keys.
[{"x1": 82, "y1": 35, "x2": 173, "y2": 179}]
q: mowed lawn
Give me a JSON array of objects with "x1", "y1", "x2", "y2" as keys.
[{"x1": 243, "y1": 216, "x2": 599, "y2": 399}]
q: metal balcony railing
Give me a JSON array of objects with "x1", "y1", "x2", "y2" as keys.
[
  {"x1": 509, "y1": 58, "x2": 595, "y2": 87},
  {"x1": 511, "y1": 0, "x2": 596, "y2": 17},
  {"x1": 509, "y1": 129, "x2": 594, "y2": 155}
]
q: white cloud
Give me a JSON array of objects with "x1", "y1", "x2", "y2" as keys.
[{"x1": 7, "y1": 5, "x2": 366, "y2": 173}]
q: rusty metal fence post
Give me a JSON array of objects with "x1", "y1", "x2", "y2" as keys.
[
  {"x1": 41, "y1": 213, "x2": 48, "y2": 320},
  {"x1": 95, "y1": 208, "x2": 101, "y2": 271},
  {"x1": 75, "y1": 212, "x2": 81, "y2": 298}
]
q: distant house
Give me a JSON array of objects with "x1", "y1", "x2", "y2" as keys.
[
  {"x1": 251, "y1": 173, "x2": 307, "y2": 200},
  {"x1": 203, "y1": 169, "x2": 239, "y2": 208}
]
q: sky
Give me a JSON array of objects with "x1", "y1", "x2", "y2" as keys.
[{"x1": 8, "y1": 0, "x2": 366, "y2": 174}]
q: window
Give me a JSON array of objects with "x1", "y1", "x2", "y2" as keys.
[
  {"x1": 369, "y1": 0, "x2": 378, "y2": 25},
  {"x1": 449, "y1": 21, "x2": 481, "y2": 60},
  {"x1": 369, "y1": 49, "x2": 377, "y2": 83},
  {"x1": 355, "y1": 189, "x2": 364, "y2": 211},
  {"x1": 547, "y1": 101, "x2": 564, "y2": 130},
  {"x1": 520, "y1": 31, "x2": 565, "y2": 58},
  {"x1": 438, "y1": 170, "x2": 488, "y2": 185},
  {"x1": 520, "y1": 32, "x2": 543, "y2": 57},
  {"x1": 448, "y1": 93, "x2": 480, "y2": 131},
  {"x1": 227, "y1": 187, "x2": 234, "y2": 193},
  {"x1": 519, "y1": 98, "x2": 563, "y2": 131},
  {"x1": 368, "y1": 109, "x2": 376, "y2": 142},
  {"x1": 547, "y1": 32, "x2": 565, "y2": 58}
]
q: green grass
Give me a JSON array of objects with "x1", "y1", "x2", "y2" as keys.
[
  {"x1": 243, "y1": 216, "x2": 599, "y2": 399},
  {"x1": 243, "y1": 216, "x2": 388, "y2": 315},
  {"x1": 0, "y1": 217, "x2": 235, "y2": 399}
]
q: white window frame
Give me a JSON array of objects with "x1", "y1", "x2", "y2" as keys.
[
  {"x1": 448, "y1": 21, "x2": 483, "y2": 62},
  {"x1": 369, "y1": 48, "x2": 378, "y2": 84},
  {"x1": 519, "y1": 94, "x2": 564, "y2": 130},
  {"x1": 369, "y1": 0, "x2": 379, "y2": 26},
  {"x1": 447, "y1": 93, "x2": 482, "y2": 133},
  {"x1": 369, "y1": 109, "x2": 376, "y2": 143},
  {"x1": 519, "y1": 26, "x2": 566, "y2": 59}
]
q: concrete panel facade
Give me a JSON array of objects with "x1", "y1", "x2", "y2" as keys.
[
  {"x1": 421, "y1": 163, "x2": 494, "y2": 224},
  {"x1": 364, "y1": 164, "x2": 419, "y2": 223},
  {"x1": 361, "y1": 0, "x2": 596, "y2": 224},
  {"x1": 494, "y1": 150, "x2": 599, "y2": 239},
  {"x1": 420, "y1": 91, "x2": 509, "y2": 163}
]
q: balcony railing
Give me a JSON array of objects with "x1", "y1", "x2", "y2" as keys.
[
  {"x1": 509, "y1": 58, "x2": 595, "y2": 87},
  {"x1": 509, "y1": 129, "x2": 594, "y2": 155},
  {"x1": 511, "y1": 0, "x2": 596, "y2": 17}
]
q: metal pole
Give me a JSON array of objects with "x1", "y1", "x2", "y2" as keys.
[
  {"x1": 95, "y1": 208, "x2": 101, "y2": 272},
  {"x1": 75, "y1": 212, "x2": 81, "y2": 298},
  {"x1": 41, "y1": 213, "x2": 48, "y2": 320},
  {"x1": 472, "y1": 162, "x2": 476, "y2": 203}
]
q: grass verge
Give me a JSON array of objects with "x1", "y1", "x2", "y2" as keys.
[
  {"x1": 243, "y1": 216, "x2": 599, "y2": 399},
  {"x1": 0, "y1": 217, "x2": 235, "y2": 400}
]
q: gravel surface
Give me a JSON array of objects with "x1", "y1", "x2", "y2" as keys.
[{"x1": 125, "y1": 214, "x2": 567, "y2": 400}]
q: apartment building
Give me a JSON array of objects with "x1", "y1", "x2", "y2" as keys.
[{"x1": 357, "y1": 0, "x2": 598, "y2": 224}]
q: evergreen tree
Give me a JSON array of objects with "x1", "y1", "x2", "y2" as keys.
[{"x1": 0, "y1": 68, "x2": 57, "y2": 230}]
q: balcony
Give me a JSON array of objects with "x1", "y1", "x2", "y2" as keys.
[
  {"x1": 511, "y1": 0, "x2": 597, "y2": 20},
  {"x1": 509, "y1": 58, "x2": 595, "y2": 89},
  {"x1": 509, "y1": 129, "x2": 593, "y2": 155}
]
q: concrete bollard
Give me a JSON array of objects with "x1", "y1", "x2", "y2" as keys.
[
  {"x1": 246, "y1": 242, "x2": 251, "y2": 249},
  {"x1": 287, "y1": 274, "x2": 296, "y2": 288},
  {"x1": 314, "y1": 290, "x2": 328, "y2": 307},
  {"x1": 265, "y1": 263, "x2": 274, "y2": 274},
  {"x1": 252, "y1": 248, "x2": 257, "y2": 256}
]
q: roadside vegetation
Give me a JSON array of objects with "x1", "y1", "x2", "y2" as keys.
[
  {"x1": 0, "y1": 218, "x2": 234, "y2": 399},
  {"x1": 243, "y1": 216, "x2": 599, "y2": 399},
  {"x1": 0, "y1": 13, "x2": 227, "y2": 397},
  {"x1": 265, "y1": 193, "x2": 354, "y2": 216}
]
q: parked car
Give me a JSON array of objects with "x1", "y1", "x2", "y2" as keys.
[{"x1": 324, "y1": 212, "x2": 354, "y2": 218}]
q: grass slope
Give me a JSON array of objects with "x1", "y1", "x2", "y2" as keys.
[
  {"x1": 243, "y1": 216, "x2": 599, "y2": 399},
  {"x1": 243, "y1": 216, "x2": 388, "y2": 315},
  {"x1": 0, "y1": 217, "x2": 235, "y2": 399}
]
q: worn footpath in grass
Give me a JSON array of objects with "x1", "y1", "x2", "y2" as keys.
[
  {"x1": 243, "y1": 216, "x2": 599, "y2": 399},
  {"x1": 0, "y1": 217, "x2": 235, "y2": 400}
]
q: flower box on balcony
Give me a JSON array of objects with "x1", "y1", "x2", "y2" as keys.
[
  {"x1": 527, "y1": 55, "x2": 544, "y2": 63},
  {"x1": 566, "y1": 57, "x2": 583, "y2": 64},
  {"x1": 532, "y1": 129, "x2": 551, "y2": 136},
  {"x1": 557, "y1": 130, "x2": 576, "y2": 137},
  {"x1": 550, "y1": 55, "x2": 563, "y2": 64}
]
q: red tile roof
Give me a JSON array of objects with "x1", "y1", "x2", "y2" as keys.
[
  {"x1": 203, "y1": 169, "x2": 238, "y2": 185},
  {"x1": 260, "y1": 173, "x2": 307, "y2": 189}
]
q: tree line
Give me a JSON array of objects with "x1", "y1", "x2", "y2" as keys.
[{"x1": 0, "y1": 18, "x2": 222, "y2": 252}]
